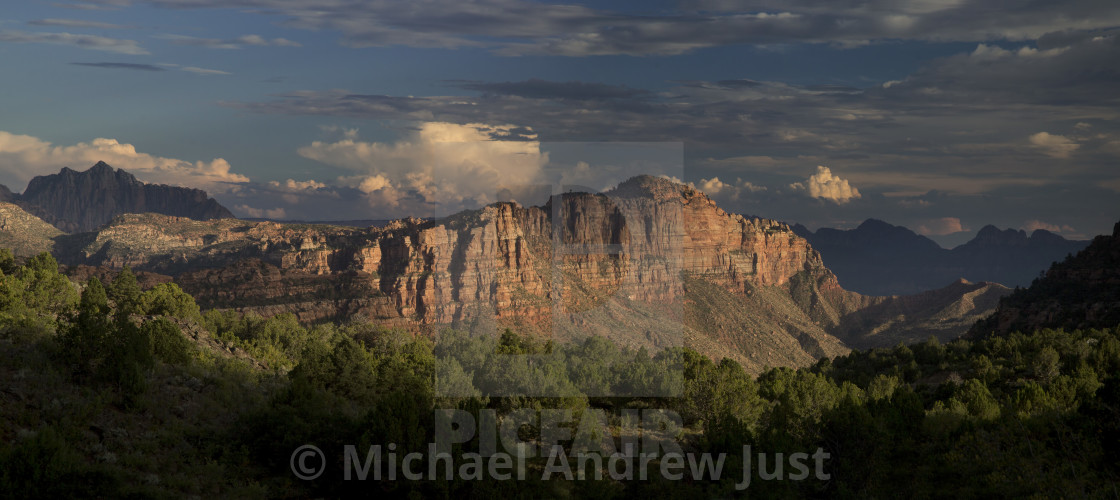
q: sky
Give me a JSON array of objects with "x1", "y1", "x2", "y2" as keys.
[{"x1": 1, "y1": 0, "x2": 1118, "y2": 247}]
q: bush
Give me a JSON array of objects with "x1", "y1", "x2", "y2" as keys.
[
  {"x1": 0, "y1": 427, "x2": 120, "y2": 499},
  {"x1": 144, "y1": 316, "x2": 195, "y2": 365},
  {"x1": 140, "y1": 283, "x2": 200, "y2": 319}
]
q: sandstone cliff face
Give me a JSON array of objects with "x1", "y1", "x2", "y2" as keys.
[
  {"x1": 43, "y1": 175, "x2": 1013, "y2": 371},
  {"x1": 12, "y1": 162, "x2": 233, "y2": 233},
  {"x1": 49, "y1": 175, "x2": 850, "y2": 368}
]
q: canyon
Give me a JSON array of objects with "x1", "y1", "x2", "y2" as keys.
[{"x1": 0, "y1": 167, "x2": 1017, "y2": 373}]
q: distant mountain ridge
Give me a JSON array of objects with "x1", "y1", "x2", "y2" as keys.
[
  {"x1": 793, "y1": 219, "x2": 1089, "y2": 296},
  {"x1": 1, "y1": 162, "x2": 233, "y2": 233},
  {"x1": 971, "y1": 220, "x2": 1120, "y2": 336}
]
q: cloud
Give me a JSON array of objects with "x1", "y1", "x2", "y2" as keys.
[
  {"x1": 1023, "y1": 219, "x2": 1076, "y2": 234},
  {"x1": 297, "y1": 122, "x2": 548, "y2": 215},
  {"x1": 792, "y1": 166, "x2": 861, "y2": 203},
  {"x1": 180, "y1": 66, "x2": 231, "y2": 75},
  {"x1": 28, "y1": 18, "x2": 131, "y2": 29},
  {"x1": 0, "y1": 130, "x2": 249, "y2": 193},
  {"x1": 71, "y1": 61, "x2": 230, "y2": 75},
  {"x1": 270, "y1": 179, "x2": 328, "y2": 191},
  {"x1": 0, "y1": 30, "x2": 146, "y2": 54},
  {"x1": 1029, "y1": 132, "x2": 1080, "y2": 158},
  {"x1": 78, "y1": 0, "x2": 1120, "y2": 56},
  {"x1": 71, "y1": 61, "x2": 165, "y2": 71},
  {"x1": 916, "y1": 217, "x2": 967, "y2": 236},
  {"x1": 234, "y1": 204, "x2": 287, "y2": 219},
  {"x1": 53, "y1": 2, "x2": 123, "y2": 11},
  {"x1": 221, "y1": 36, "x2": 1120, "y2": 237},
  {"x1": 696, "y1": 177, "x2": 767, "y2": 201},
  {"x1": 160, "y1": 34, "x2": 301, "y2": 49}
]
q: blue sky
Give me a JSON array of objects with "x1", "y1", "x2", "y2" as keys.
[{"x1": 1, "y1": 0, "x2": 1118, "y2": 246}]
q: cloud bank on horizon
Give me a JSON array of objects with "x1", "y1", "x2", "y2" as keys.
[{"x1": 0, "y1": 0, "x2": 1117, "y2": 243}]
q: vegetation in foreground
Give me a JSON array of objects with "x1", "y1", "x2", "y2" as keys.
[{"x1": 0, "y1": 249, "x2": 1118, "y2": 498}]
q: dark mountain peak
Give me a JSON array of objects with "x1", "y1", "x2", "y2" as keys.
[
  {"x1": 850, "y1": 219, "x2": 931, "y2": 242},
  {"x1": 791, "y1": 223, "x2": 813, "y2": 239},
  {"x1": 14, "y1": 161, "x2": 234, "y2": 233},
  {"x1": 856, "y1": 218, "x2": 897, "y2": 231},
  {"x1": 796, "y1": 218, "x2": 1090, "y2": 296},
  {"x1": 972, "y1": 218, "x2": 1120, "y2": 336},
  {"x1": 1027, "y1": 229, "x2": 1066, "y2": 245},
  {"x1": 969, "y1": 225, "x2": 1028, "y2": 246},
  {"x1": 975, "y1": 224, "x2": 1001, "y2": 238},
  {"x1": 849, "y1": 219, "x2": 934, "y2": 246},
  {"x1": 88, "y1": 161, "x2": 115, "y2": 175}
]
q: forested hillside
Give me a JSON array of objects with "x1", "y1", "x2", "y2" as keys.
[{"x1": 0, "y1": 248, "x2": 1117, "y2": 498}]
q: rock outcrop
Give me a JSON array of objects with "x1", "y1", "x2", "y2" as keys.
[
  {"x1": 35, "y1": 174, "x2": 1014, "y2": 371},
  {"x1": 0, "y1": 202, "x2": 62, "y2": 257},
  {"x1": 5, "y1": 162, "x2": 233, "y2": 233}
]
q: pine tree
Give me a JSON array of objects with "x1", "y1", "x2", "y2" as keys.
[{"x1": 107, "y1": 266, "x2": 142, "y2": 320}]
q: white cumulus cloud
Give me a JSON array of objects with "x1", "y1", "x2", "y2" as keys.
[
  {"x1": 297, "y1": 122, "x2": 548, "y2": 214},
  {"x1": 1029, "y1": 131, "x2": 1080, "y2": 158},
  {"x1": 791, "y1": 165, "x2": 861, "y2": 203},
  {"x1": 696, "y1": 176, "x2": 767, "y2": 201},
  {"x1": 0, "y1": 130, "x2": 249, "y2": 193}
]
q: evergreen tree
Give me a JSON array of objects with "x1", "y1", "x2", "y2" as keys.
[
  {"x1": 107, "y1": 266, "x2": 142, "y2": 320},
  {"x1": 59, "y1": 278, "x2": 113, "y2": 380}
]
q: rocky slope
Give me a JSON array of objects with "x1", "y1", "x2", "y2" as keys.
[
  {"x1": 3, "y1": 162, "x2": 233, "y2": 233},
  {"x1": 29, "y1": 175, "x2": 1016, "y2": 371},
  {"x1": 971, "y1": 220, "x2": 1120, "y2": 336},
  {"x1": 0, "y1": 202, "x2": 63, "y2": 257},
  {"x1": 794, "y1": 219, "x2": 1088, "y2": 295},
  {"x1": 830, "y1": 278, "x2": 1010, "y2": 349}
]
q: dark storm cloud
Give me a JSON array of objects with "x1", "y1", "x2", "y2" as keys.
[
  {"x1": 222, "y1": 32, "x2": 1120, "y2": 236},
  {"x1": 71, "y1": 61, "x2": 166, "y2": 71},
  {"x1": 226, "y1": 32, "x2": 1120, "y2": 154},
  {"x1": 872, "y1": 33, "x2": 1120, "y2": 108},
  {"x1": 85, "y1": 0, "x2": 1120, "y2": 56}
]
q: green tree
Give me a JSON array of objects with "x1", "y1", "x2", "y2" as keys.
[
  {"x1": 58, "y1": 278, "x2": 113, "y2": 380},
  {"x1": 0, "y1": 248, "x2": 15, "y2": 275},
  {"x1": 100, "y1": 319, "x2": 152, "y2": 399},
  {"x1": 107, "y1": 266, "x2": 142, "y2": 319},
  {"x1": 140, "y1": 283, "x2": 200, "y2": 319},
  {"x1": 1032, "y1": 346, "x2": 1061, "y2": 382},
  {"x1": 21, "y1": 253, "x2": 78, "y2": 314},
  {"x1": 0, "y1": 426, "x2": 120, "y2": 499},
  {"x1": 143, "y1": 316, "x2": 194, "y2": 365}
]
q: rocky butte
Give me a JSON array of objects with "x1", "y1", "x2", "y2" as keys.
[
  {"x1": 34, "y1": 173, "x2": 1011, "y2": 373},
  {"x1": 1, "y1": 161, "x2": 233, "y2": 233}
]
